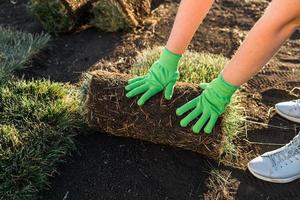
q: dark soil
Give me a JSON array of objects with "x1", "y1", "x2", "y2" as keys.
[
  {"x1": 42, "y1": 133, "x2": 214, "y2": 200},
  {"x1": 1, "y1": 0, "x2": 300, "y2": 199}
]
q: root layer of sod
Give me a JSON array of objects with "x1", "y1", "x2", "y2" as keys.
[{"x1": 84, "y1": 70, "x2": 225, "y2": 160}]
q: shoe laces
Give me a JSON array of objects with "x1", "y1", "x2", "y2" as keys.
[
  {"x1": 268, "y1": 134, "x2": 300, "y2": 169},
  {"x1": 296, "y1": 99, "x2": 300, "y2": 107},
  {"x1": 288, "y1": 99, "x2": 300, "y2": 114}
]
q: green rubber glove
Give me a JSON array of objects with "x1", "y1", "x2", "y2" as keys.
[
  {"x1": 176, "y1": 74, "x2": 239, "y2": 134},
  {"x1": 125, "y1": 48, "x2": 182, "y2": 106}
]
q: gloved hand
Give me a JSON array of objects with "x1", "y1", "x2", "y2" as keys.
[
  {"x1": 125, "y1": 48, "x2": 182, "y2": 106},
  {"x1": 176, "y1": 74, "x2": 238, "y2": 134}
]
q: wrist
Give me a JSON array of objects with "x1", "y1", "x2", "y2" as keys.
[{"x1": 158, "y1": 47, "x2": 182, "y2": 71}]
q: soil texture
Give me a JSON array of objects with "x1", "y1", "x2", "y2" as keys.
[{"x1": 1, "y1": 0, "x2": 300, "y2": 199}]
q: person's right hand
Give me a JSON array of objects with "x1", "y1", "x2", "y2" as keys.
[{"x1": 125, "y1": 48, "x2": 182, "y2": 106}]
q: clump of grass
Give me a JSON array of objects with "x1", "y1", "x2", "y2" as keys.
[
  {"x1": 91, "y1": 0, "x2": 135, "y2": 32},
  {"x1": 91, "y1": 0, "x2": 152, "y2": 32},
  {"x1": 79, "y1": 72, "x2": 93, "y2": 114},
  {"x1": 221, "y1": 93, "x2": 245, "y2": 155},
  {"x1": 130, "y1": 46, "x2": 245, "y2": 155},
  {"x1": 28, "y1": 0, "x2": 88, "y2": 34},
  {"x1": 0, "y1": 27, "x2": 84, "y2": 199},
  {"x1": 0, "y1": 27, "x2": 50, "y2": 83},
  {"x1": 0, "y1": 79, "x2": 84, "y2": 200},
  {"x1": 205, "y1": 169, "x2": 234, "y2": 199}
]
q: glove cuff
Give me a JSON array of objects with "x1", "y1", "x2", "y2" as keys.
[
  {"x1": 214, "y1": 74, "x2": 239, "y2": 96},
  {"x1": 158, "y1": 47, "x2": 182, "y2": 71}
]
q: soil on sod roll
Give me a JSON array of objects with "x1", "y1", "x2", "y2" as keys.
[
  {"x1": 85, "y1": 70, "x2": 225, "y2": 160},
  {"x1": 91, "y1": 0, "x2": 152, "y2": 32},
  {"x1": 28, "y1": 0, "x2": 93, "y2": 34}
]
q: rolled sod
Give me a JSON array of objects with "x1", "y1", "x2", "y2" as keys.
[
  {"x1": 84, "y1": 70, "x2": 226, "y2": 160},
  {"x1": 91, "y1": 0, "x2": 152, "y2": 32},
  {"x1": 29, "y1": 0, "x2": 92, "y2": 34}
]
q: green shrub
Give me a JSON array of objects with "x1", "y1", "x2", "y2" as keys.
[
  {"x1": 0, "y1": 27, "x2": 50, "y2": 82},
  {"x1": 130, "y1": 46, "x2": 245, "y2": 155},
  {"x1": 0, "y1": 79, "x2": 83, "y2": 200}
]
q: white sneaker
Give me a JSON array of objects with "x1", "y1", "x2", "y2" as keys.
[
  {"x1": 248, "y1": 133, "x2": 300, "y2": 183},
  {"x1": 275, "y1": 99, "x2": 300, "y2": 123}
]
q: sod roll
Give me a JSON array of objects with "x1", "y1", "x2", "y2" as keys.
[
  {"x1": 29, "y1": 0, "x2": 93, "y2": 34},
  {"x1": 91, "y1": 0, "x2": 152, "y2": 32},
  {"x1": 84, "y1": 70, "x2": 225, "y2": 160}
]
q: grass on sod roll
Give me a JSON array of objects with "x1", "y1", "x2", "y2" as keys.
[
  {"x1": 0, "y1": 79, "x2": 83, "y2": 200},
  {"x1": 130, "y1": 46, "x2": 245, "y2": 155},
  {"x1": 0, "y1": 27, "x2": 50, "y2": 83},
  {"x1": 28, "y1": 0, "x2": 88, "y2": 34}
]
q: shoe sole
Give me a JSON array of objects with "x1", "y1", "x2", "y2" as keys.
[
  {"x1": 275, "y1": 106, "x2": 300, "y2": 124},
  {"x1": 247, "y1": 162, "x2": 300, "y2": 183}
]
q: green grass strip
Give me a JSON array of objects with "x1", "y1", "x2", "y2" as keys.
[
  {"x1": 0, "y1": 79, "x2": 83, "y2": 200},
  {"x1": 0, "y1": 27, "x2": 83, "y2": 199}
]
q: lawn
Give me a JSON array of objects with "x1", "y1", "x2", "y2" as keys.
[{"x1": 0, "y1": 27, "x2": 84, "y2": 200}]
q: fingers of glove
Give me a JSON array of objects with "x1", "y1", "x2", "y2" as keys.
[
  {"x1": 125, "y1": 79, "x2": 145, "y2": 91},
  {"x1": 137, "y1": 89, "x2": 158, "y2": 106},
  {"x1": 192, "y1": 112, "x2": 210, "y2": 134},
  {"x1": 128, "y1": 76, "x2": 145, "y2": 84},
  {"x1": 204, "y1": 114, "x2": 218, "y2": 134},
  {"x1": 126, "y1": 84, "x2": 148, "y2": 98},
  {"x1": 180, "y1": 107, "x2": 203, "y2": 127},
  {"x1": 200, "y1": 83, "x2": 209, "y2": 90},
  {"x1": 164, "y1": 82, "x2": 176, "y2": 100},
  {"x1": 176, "y1": 97, "x2": 199, "y2": 116}
]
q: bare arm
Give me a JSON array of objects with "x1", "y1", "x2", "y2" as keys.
[
  {"x1": 222, "y1": 0, "x2": 300, "y2": 86},
  {"x1": 166, "y1": 0, "x2": 214, "y2": 55},
  {"x1": 175, "y1": 0, "x2": 300, "y2": 134}
]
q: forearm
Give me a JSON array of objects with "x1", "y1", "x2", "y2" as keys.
[
  {"x1": 222, "y1": 0, "x2": 300, "y2": 86},
  {"x1": 166, "y1": 0, "x2": 214, "y2": 54}
]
